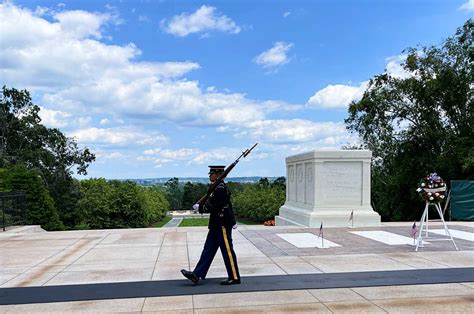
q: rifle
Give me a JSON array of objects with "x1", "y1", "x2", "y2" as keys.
[{"x1": 196, "y1": 143, "x2": 258, "y2": 213}]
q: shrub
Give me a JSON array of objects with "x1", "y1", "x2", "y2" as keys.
[{"x1": 233, "y1": 181, "x2": 285, "y2": 222}]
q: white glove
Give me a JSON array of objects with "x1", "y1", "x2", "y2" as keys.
[
  {"x1": 232, "y1": 224, "x2": 238, "y2": 230},
  {"x1": 192, "y1": 204, "x2": 199, "y2": 211}
]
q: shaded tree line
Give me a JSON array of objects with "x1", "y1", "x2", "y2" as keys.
[
  {"x1": 0, "y1": 86, "x2": 169, "y2": 230},
  {"x1": 165, "y1": 177, "x2": 286, "y2": 223},
  {"x1": 345, "y1": 20, "x2": 473, "y2": 221}
]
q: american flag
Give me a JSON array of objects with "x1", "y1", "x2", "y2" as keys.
[
  {"x1": 410, "y1": 221, "x2": 418, "y2": 238},
  {"x1": 318, "y1": 222, "x2": 323, "y2": 238}
]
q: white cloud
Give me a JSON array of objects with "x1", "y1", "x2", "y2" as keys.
[
  {"x1": 3, "y1": 3, "x2": 335, "y2": 155},
  {"x1": 0, "y1": 3, "x2": 200, "y2": 92},
  {"x1": 96, "y1": 151, "x2": 126, "y2": 160},
  {"x1": 385, "y1": 55, "x2": 411, "y2": 79},
  {"x1": 242, "y1": 119, "x2": 348, "y2": 144},
  {"x1": 161, "y1": 5, "x2": 240, "y2": 37},
  {"x1": 307, "y1": 82, "x2": 368, "y2": 109},
  {"x1": 43, "y1": 79, "x2": 266, "y2": 127},
  {"x1": 459, "y1": 0, "x2": 474, "y2": 11},
  {"x1": 306, "y1": 55, "x2": 414, "y2": 109},
  {"x1": 143, "y1": 148, "x2": 198, "y2": 159},
  {"x1": 191, "y1": 148, "x2": 243, "y2": 164},
  {"x1": 39, "y1": 107, "x2": 93, "y2": 129},
  {"x1": 254, "y1": 42, "x2": 294, "y2": 69},
  {"x1": 283, "y1": 11, "x2": 291, "y2": 18},
  {"x1": 1, "y1": 4, "x2": 277, "y2": 129},
  {"x1": 54, "y1": 10, "x2": 112, "y2": 39},
  {"x1": 141, "y1": 147, "x2": 242, "y2": 167},
  {"x1": 38, "y1": 107, "x2": 72, "y2": 128},
  {"x1": 77, "y1": 116, "x2": 92, "y2": 127},
  {"x1": 70, "y1": 127, "x2": 168, "y2": 146}
]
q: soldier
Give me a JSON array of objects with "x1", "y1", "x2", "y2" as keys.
[{"x1": 181, "y1": 165, "x2": 241, "y2": 285}]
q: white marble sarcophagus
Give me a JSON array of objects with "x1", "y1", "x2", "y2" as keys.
[{"x1": 275, "y1": 150, "x2": 381, "y2": 227}]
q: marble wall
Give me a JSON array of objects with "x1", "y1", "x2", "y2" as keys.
[{"x1": 275, "y1": 150, "x2": 381, "y2": 227}]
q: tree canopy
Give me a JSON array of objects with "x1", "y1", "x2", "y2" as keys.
[
  {"x1": 345, "y1": 19, "x2": 473, "y2": 220},
  {"x1": 1, "y1": 86, "x2": 95, "y2": 178},
  {"x1": 1, "y1": 87, "x2": 171, "y2": 230}
]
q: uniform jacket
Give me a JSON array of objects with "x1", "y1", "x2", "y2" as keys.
[{"x1": 203, "y1": 181, "x2": 236, "y2": 229}]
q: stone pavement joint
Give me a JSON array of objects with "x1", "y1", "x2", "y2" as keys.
[{"x1": 1, "y1": 267, "x2": 473, "y2": 305}]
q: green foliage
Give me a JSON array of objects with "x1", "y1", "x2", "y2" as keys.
[
  {"x1": 233, "y1": 178, "x2": 286, "y2": 222},
  {"x1": 1, "y1": 86, "x2": 95, "y2": 229},
  {"x1": 345, "y1": 20, "x2": 473, "y2": 221},
  {"x1": 0, "y1": 86, "x2": 95, "y2": 177},
  {"x1": 179, "y1": 218, "x2": 210, "y2": 227},
  {"x1": 182, "y1": 181, "x2": 207, "y2": 210},
  {"x1": 0, "y1": 165, "x2": 64, "y2": 231},
  {"x1": 164, "y1": 177, "x2": 183, "y2": 209},
  {"x1": 226, "y1": 181, "x2": 245, "y2": 195},
  {"x1": 139, "y1": 185, "x2": 170, "y2": 225},
  {"x1": 271, "y1": 177, "x2": 286, "y2": 190},
  {"x1": 76, "y1": 178, "x2": 113, "y2": 229},
  {"x1": 51, "y1": 177, "x2": 82, "y2": 229},
  {"x1": 77, "y1": 179, "x2": 169, "y2": 229}
]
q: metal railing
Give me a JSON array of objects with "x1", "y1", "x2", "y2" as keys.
[{"x1": 1, "y1": 192, "x2": 27, "y2": 231}]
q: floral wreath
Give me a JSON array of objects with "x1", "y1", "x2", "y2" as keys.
[{"x1": 416, "y1": 173, "x2": 446, "y2": 203}]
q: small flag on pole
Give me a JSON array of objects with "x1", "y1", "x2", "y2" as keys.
[
  {"x1": 410, "y1": 221, "x2": 418, "y2": 238},
  {"x1": 349, "y1": 210, "x2": 353, "y2": 221},
  {"x1": 318, "y1": 222, "x2": 323, "y2": 238}
]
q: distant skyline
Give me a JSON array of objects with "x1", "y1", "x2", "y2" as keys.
[{"x1": 1, "y1": 0, "x2": 473, "y2": 179}]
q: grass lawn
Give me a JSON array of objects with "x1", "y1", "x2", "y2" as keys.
[
  {"x1": 151, "y1": 216, "x2": 172, "y2": 228},
  {"x1": 179, "y1": 218, "x2": 210, "y2": 227}
]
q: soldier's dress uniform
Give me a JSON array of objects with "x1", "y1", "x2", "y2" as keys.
[{"x1": 181, "y1": 166, "x2": 241, "y2": 285}]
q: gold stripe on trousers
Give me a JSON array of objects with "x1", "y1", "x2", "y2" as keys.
[{"x1": 221, "y1": 226, "x2": 238, "y2": 280}]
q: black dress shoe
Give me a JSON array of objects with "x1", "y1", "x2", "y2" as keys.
[
  {"x1": 220, "y1": 278, "x2": 241, "y2": 285},
  {"x1": 181, "y1": 269, "x2": 199, "y2": 284}
]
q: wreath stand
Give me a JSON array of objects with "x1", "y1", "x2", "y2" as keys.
[{"x1": 415, "y1": 201, "x2": 458, "y2": 251}]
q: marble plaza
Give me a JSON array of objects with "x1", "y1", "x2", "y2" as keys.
[{"x1": 1, "y1": 221, "x2": 473, "y2": 312}]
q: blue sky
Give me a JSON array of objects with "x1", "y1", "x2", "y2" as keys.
[{"x1": 1, "y1": 0, "x2": 473, "y2": 179}]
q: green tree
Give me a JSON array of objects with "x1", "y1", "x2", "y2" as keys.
[
  {"x1": 164, "y1": 177, "x2": 183, "y2": 210},
  {"x1": 182, "y1": 181, "x2": 207, "y2": 210},
  {"x1": 77, "y1": 178, "x2": 113, "y2": 229},
  {"x1": 77, "y1": 179, "x2": 170, "y2": 229},
  {"x1": 226, "y1": 181, "x2": 245, "y2": 195},
  {"x1": 139, "y1": 185, "x2": 170, "y2": 225},
  {"x1": 257, "y1": 177, "x2": 270, "y2": 189},
  {"x1": 108, "y1": 180, "x2": 143, "y2": 228},
  {"x1": 233, "y1": 183, "x2": 285, "y2": 222},
  {"x1": 1, "y1": 86, "x2": 95, "y2": 228},
  {"x1": 0, "y1": 87, "x2": 95, "y2": 176},
  {"x1": 271, "y1": 177, "x2": 286, "y2": 190},
  {"x1": 52, "y1": 177, "x2": 82, "y2": 229},
  {"x1": 345, "y1": 20, "x2": 473, "y2": 221},
  {"x1": 1, "y1": 165, "x2": 63, "y2": 230}
]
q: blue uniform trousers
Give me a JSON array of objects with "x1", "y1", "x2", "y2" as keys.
[{"x1": 193, "y1": 226, "x2": 240, "y2": 281}]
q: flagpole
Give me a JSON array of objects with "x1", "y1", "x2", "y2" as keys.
[
  {"x1": 319, "y1": 221, "x2": 324, "y2": 248},
  {"x1": 321, "y1": 222, "x2": 324, "y2": 248}
]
